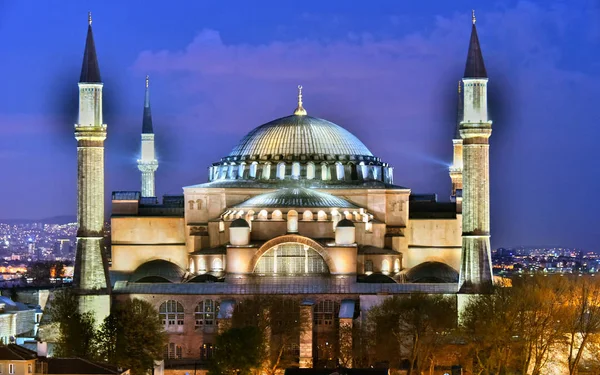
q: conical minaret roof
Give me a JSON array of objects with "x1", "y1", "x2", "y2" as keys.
[
  {"x1": 463, "y1": 11, "x2": 487, "y2": 79},
  {"x1": 142, "y1": 76, "x2": 154, "y2": 134},
  {"x1": 79, "y1": 12, "x2": 102, "y2": 83}
]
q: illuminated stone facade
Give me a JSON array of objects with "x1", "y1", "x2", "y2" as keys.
[{"x1": 70, "y1": 14, "x2": 494, "y2": 366}]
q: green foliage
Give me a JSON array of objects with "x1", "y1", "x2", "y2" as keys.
[
  {"x1": 208, "y1": 326, "x2": 266, "y2": 375},
  {"x1": 49, "y1": 288, "x2": 98, "y2": 358},
  {"x1": 96, "y1": 298, "x2": 167, "y2": 375},
  {"x1": 367, "y1": 294, "x2": 457, "y2": 374}
]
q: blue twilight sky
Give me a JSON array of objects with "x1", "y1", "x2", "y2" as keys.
[{"x1": 0, "y1": 0, "x2": 599, "y2": 251}]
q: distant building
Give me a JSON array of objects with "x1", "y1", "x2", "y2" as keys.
[{"x1": 0, "y1": 296, "x2": 42, "y2": 346}]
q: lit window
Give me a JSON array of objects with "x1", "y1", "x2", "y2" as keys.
[
  {"x1": 291, "y1": 162, "x2": 300, "y2": 179},
  {"x1": 195, "y1": 299, "x2": 218, "y2": 327},
  {"x1": 8, "y1": 365, "x2": 14, "y2": 375},
  {"x1": 212, "y1": 258, "x2": 223, "y2": 271},
  {"x1": 382, "y1": 259, "x2": 390, "y2": 273},
  {"x1": 159, "y1": 300, "x2": 184, "y2": 327},
  {"x1": 307, "y1": 162, "x2": 315, "y2": 179},
  {"x1": 200, "y1": 344, "x2": 214, "y2": 361},
  {"x1": 276, "y1": 162, "x2": 286, "y2": 179},
  {"x1": 164, "y1": 343, "x2": 183, "y2": 359},
  {"x1": 314, "y1": 300, "x2": 339, "y2": 326},
  {"x1": 28, "y1": 364, "x2": 32, "y2": 374}
]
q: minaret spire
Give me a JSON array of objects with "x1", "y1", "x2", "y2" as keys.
[
  {"x1": 138, "y1": 75, "x2": 158, "y2": 197},
  {"x1": 74, "y1": 13, "x2": 111, "y2": 325},
  {"x1": 80, "y1": 12, "x2": 101, "y2": 83},
  {"x1": 294, "y1": 85, "x2": 307, "y2": 116},
  {"x1": 464, "y1": 10, "x2": 487, "y2": 79},
  {"x1": 449, "y1": 80, "x2": 464, "y2": 205}
]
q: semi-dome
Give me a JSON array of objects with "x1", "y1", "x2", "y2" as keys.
[
  {"x1": 234, "y1": 187, "x2": 358, "y2": 209},
  {"x1": 404, "y1": 261, "x2": 459, "y2": 283},
  {"x1": 130, "y1": 259, "x2": 186, "y2": 283},
  {"x1": 228, "y1": 115, "x2": 373, "y2": 159}
]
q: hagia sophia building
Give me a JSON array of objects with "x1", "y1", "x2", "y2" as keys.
[{"x1": 68, "y1": 11, "x2": 493, "y2": 365}]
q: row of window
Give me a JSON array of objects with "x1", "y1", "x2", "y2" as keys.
[
  {"x1": 159, "y1": 300, "x2": 218, "y2": 327},
  {"x1": 210, "y1": 161, "x2": 391, "y2": 183},
  {"x1": 159, "y1": 299, "x2": 341, "y2": 328},
  {"x1": 189, "y1": 258, "x2": 223, "y2": 274},
  {"x1": 0, "y1": 364, "x2": 32, "y2": 375},
  {"x1": 365, "y1": 259, "x2": 401, "y2": 274}
]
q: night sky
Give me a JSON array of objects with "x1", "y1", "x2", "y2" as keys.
[{"x1": 0, "y1": 1, "x2": 599, "y2": 251}]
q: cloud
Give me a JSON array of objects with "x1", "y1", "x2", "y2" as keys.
[{"x1": 127, "y1": 1, "x2": 600, "y2": 250}]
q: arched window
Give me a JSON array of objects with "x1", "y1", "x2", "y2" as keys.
[
  {"x1": 262, "y1": 162, "x2": 272, "y2": 180},
  {"x1": 238, "y1": 163, "x2": 246, "y2": 179},
  {"x1": 189, "y1": 258, "x2": 195, "y2": 273},
  {"x1": 272, "y1": 210, "x2": 283, "y2": 220},
  {"x1": 335, "y1": 162, "x2": 345, "y2": 180},
  {"x1": 314, "y1": 300, "x2": 339, "y2": 326},
  {"x1": 360, "y1": 162, "x2": 368, "y2": 180},
  {"x1": 195, "y1": 299, "x2": 218, "y2": 327},
  {"x1": 321, "y1": 163, "x2": 330, "y2": 180},
  {"x1": 343, "y1": 211, "x2": 352, "y2": 220},
  {"x1": 382, "y1": 259, "x2": 390, "y2": 274},
  {"x1": 307, "y1": 162, "x2": 315, "y2": 179},
  {"x1": 394, "y1": 259, "x2": 401, "y2": 273},
  {"x1": 164, "y1": 343, "x2": 183, "y2": 359},
  {"x1": 219, "y1": 164, "x2": 228, "y2": 179},
  {"x1": 302, "y1": 210, "x2": 314, "y2": 221},
  {"x1": 287, "y1": 210, "x2": 298, "y2": 233},
  {"x1": 250, "y1": 162, "x2": 258, "y2": 178},
  {"x1": 218, "y1": 220, "x2": 225, "y2": 232},
  {"x1": 159, "y1": 300, "x2": 184, "y2": 327},
  {"x1": 199, "y1": 258, "x2": 207, "y2": 272},
  {"x1": 292, "y1": 162, "x2": 300, "y2": 179},
  {"x1": 277, "y1": 162, "x2": 286, "y2": 179},
  {"x1": 227, "y1": 163, "x2": 236, "y2": 179},
  {"x1": 254, "y1": 243, "x2": 329, "y2": 275},
  {"x1": 258, "y1": 210, "x2": 268, "y2": 220},
  {"x1": 212, "y1": 258, "x2": 223, "y2": 271},
  {"x1": 317, "y1": 210, "x2": 327, "y2": 221},
  {"x1": 365, "y1": 260, "x2": 373, "y2": 273}
]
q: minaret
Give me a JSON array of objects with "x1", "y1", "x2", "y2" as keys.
[
  {"x1": 458, "y1": 11, "x2": 493, "y2": 293},
  {"x1": 137, "y1": 76, "x2": 158, "y2": 197},
  {"x1": 73, "y1": 12, "x2": 111, "y2": 324},
  {"x1": 449, "y1": 80, "x2": 464, "y2": 210}
]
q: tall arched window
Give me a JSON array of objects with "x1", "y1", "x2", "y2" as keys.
[
  {"x1": 199, "y1": 258, "x2": 207, "y2": 272},
  {"x1": 321, "y1": 163, "x2": 330, "y2": 180},
  {"x1": 292, "y1": 162, "x2": 300, "y2": 179},
  {"x1": 159, "y1": 300, "x2": 184, "y2": 327},
  {"x1": 212, "y1": 258, "x2": 223, "y2": 271},
  {"x1": 382, "y1": 259, "x2": 390, "y2": 274},
  {"x1": 227, "y1": 163, "x2": 236, "y2": 179},
  {"x1": 254, "y1": 244, "x2": 328, "y2": 275},
  {"x1": 287, "y1": 210, "x2": 299, "y2": 233},
  {"x1": 258, "y1": 210, "x2": 268, "y2": 220},
  {"x1": 335, "y1": 162, "x2": 345, "y2": 180},
  {"x1": 394, "y1": 259, "x2": 401, "y2": 273},
  {"x1": 307, "y1": 162, "x2": 315, "y2": 179},
  {"x1": 263, "y1": 162, "x2": 271, "y2": 180},
  {"x1": 317, "y1": 210, "x2": 327, "y2": 221},
  {"x1": 238, "y1": 163, "x2": 246, "y2": 179},
  {"x1": 249, "y1": 162, "x2": 258, "y2": 178},
  {"x1": 189, "y1": 258, "x2": 195, "y2": 273},
  {"x1": 195, "y1": 300, "x2": 218, "y2": 327},
  {"x1": 277, "y1": 162, "x2": 286, "y2": 179}
]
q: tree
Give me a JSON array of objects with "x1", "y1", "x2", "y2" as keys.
[
  {"x1": 208, "y1": 326, "x2": 265, "y2": 375},
  {"x1": 230, "y1": 296, "x2": 308, "y2": 375},
  {"x1": 96, "y1": 298, "x2": 167, "y2": 375},
  {"x1": 563, "y1": 277, "x2": 600, "y2": 375},
  {"x1": 48, "y1": 288, "x2": 98, "y2": 358},
  {"x1": 367, "y1": 294, "x2": 457, "y2": 374}
]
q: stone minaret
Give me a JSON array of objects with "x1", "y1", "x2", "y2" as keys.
[
  {"x1": 137, "y1": 76, "x2": 158, "y2": 197},
  {"x1": 458, "y1": 11, "x2": 493, "y2": 293},
  {"x1": 73, "y1": 13, "x2": 111, "y2": 323},
  {"x1": 449, "y1": 80, "x2": 464, "y2": 211}
]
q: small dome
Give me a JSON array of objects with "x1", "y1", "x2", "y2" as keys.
[
  {"x1": 337, "y1": 218, "x2": 355, "y2": 227},
  {"x1": 228, "y1": 115, "x2": 373, "y2": 160},
  {"x1": 235, "y1": 187, "x2": 358, "y2": 209},
  {"x1": 404, "y1": 261, "x2": 458, "y2": 283},
  {"x1": 130, "y1": 259, "x2": 185, "y2": 283},
  {"x1": 360, "y1": 273, "x2": 397, "y2": 283},
  {"x1": 230, "y1": 218, "x2": 250, "y2": 228}
]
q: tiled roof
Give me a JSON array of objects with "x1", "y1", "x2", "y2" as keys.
[
  {"x1": 234, "y1": 188, "x2": 358, "y2": 209},
  {"x1": 45, "y1": 358, "x2": 124, "y2": 375},
  {"x1": 0, "y1": 344, "x2": 36, "y2": 360}
]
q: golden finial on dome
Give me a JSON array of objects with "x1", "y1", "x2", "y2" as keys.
[
  {"x1": 472, "y1": 9, "x2": 476, "y2": 25},
  {"x1": 146, "y1": 75, "x2": 149, "y2": 88},
  {"x1": 88, "y1": 12, "x2": 92, "y2": 26},
  {"x1": 458, "y1": 80, "x2": 461, "y2": 93},
  {"x1": 294, "y1": 85, "x2": 307, "y2": 116}
]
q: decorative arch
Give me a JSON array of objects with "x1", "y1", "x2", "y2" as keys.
[{"x1": 250, "y1": 235, "x2": 337, "y2": 274}]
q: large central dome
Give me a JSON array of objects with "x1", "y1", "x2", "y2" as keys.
[{"x1": 228, "y1": 114, "x2": 373, "y2": 159}]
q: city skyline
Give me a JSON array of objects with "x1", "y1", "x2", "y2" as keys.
[{"x1": 0, "y1": 0, "x2": 599, "y2": 252}]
